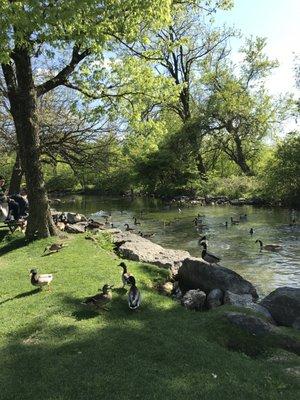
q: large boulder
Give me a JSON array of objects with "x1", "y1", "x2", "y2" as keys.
[
  {"x1": 207, "y1": 288, "x2": 223, "y2": 309},
  {"x1": 66, "y1": 212, "x2": 87, "y2": 224},
  {"x1": 181, "y1": 290, "x2": 206, "y2": 311},
  {"x1": 110, "y1": 231, "x2": 190, "y2": 269},
  {"x1": 65, "y1": 223, "x2": 86, "y2": 234},
  {"x1": 224, "y1": 312, "x2": 275, "y2": 335},
  {"x1": 260, "y1": 287, "x2": 300, "y2": 327},
  {"x1": 224, "y1": 291, "x2": 273, "y2": 321},
  {"x1": 178, "y1": 257, "x2": 258, "y2": 300}
]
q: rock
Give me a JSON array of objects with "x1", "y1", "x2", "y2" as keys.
[
  {"x1": 224, "y1": 312, "x2": 276, "y2": 335},
  {"x1": 224, "y1": 291, "x2": 253, "y2": 306},
  {"x1": 178, "y1": 257, "x2": 258, "y2": 300},
  {"x1": 65, "y1": 223, "x2": 86, "y2": 234},
  {"x1": 284, "y1": 367, "x2": 300, "y2": 378},
  {"x1": 110, "y1": 231, "x2": 190, "y2": 269},
  {"x1": 260, "y1": 287, "x2": 300, "y2": 327},
  {"x1": 157, "y1": 281, "x2": 174, "y2": 296},
  {"x1": 181, "y1": 289, "x2": 206, "y2": 311},
  {"x1": 207, "y1": 288, "x2": 223, "y2": 309},
  {"x1": 244, "y1": 303, "x2": 274, "y2": 322}
]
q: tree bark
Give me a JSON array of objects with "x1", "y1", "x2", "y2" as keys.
[
  {"x1": 2, "y1": 47, "x2": 57, "y2": 239},
  {"x1": 233, "y1": 134, "x2": 254, "y2": 176},
  {"x1": 196, "y1": 153, "x2": 208, "y2": 181},
  {"x1": 8, "y1": 152, "x2": 23, "y2": 195}
]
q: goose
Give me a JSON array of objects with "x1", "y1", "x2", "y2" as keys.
[
  {"x1": 255, "y1": 239, "x2": 282, "y2": 252},
  {"x1": 138, "y1": 231, "x2": 156, "y2": 238},
  {"x1": 231, "y1": 217, "x2": 239, "y2": 225},
  {"x1": 124, "y1": 223, "x2": 135, "y2": 232},
  {"x1": 86, "y1": 219, "x2": 104, "y2": 229},
  {"x1": 132, "y1": 217, "x2": 141, "y2": 225},
  {"x1": 249, "y1": 228, "x2": 254, "y2": 236},
  {"x1": 30, "y1": 269, "x2": 53, "y2": 290},
  {"x1": 200, "y1": 242, "x2": 221, "y2": 264},
  {"x1": 118, "y1": 262, "x2": 132, "y2": 287},
  {"x1": 127, "y1": 276, "x2": 141, "y2": 310},
  {"x1": 82, "y1": 284, "x2": 113, "y2": 309}
]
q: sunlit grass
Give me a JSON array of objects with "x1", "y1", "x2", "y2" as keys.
[{"x1": 0, "y1": 231, "x2": 299, "y2": 400}]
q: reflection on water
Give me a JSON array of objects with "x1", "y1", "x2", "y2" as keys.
[{"x1": 56, "y1": 195, "x2": 300, "y2": 296}]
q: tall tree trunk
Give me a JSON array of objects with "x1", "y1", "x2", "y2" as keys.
[
  {"x1": 196, "y1": 153, "x2": 208, "y2": 181},
  {"x1": 233, "y1": 134, "x2": 253, "y2": 176},
  {"x1": 2, "y1": 47, "x2": 57, "y2": 239},
  {"x1": 8, "y1": 152, "x2": 23, "y2": 195}
]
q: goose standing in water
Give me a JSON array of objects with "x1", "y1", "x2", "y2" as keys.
[
  {"x1": 249, "y1": 228, "x2": 254, "y2": 236},
  {"x1": 255, "y1": 239, "x2": 282, "y2": 252},
  {"x1": 200, "y1": 241, "x2": 221, "y2": 264}
]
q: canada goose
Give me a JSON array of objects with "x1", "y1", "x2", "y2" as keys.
[
  {"x1": 43, "y1": 243, "x2": 67, "y2": 254},
  {"x1": 200, "y1": 242, "x2": 221, "y2": 264},
  {"x1": 127, "y1": 276, "x2": 141, "y2": 310},
  {"x1": 231, "y1": 217, "x2": 239, "y2": 225},
  {"x1": 82, "y1": 284, "x2": 113, "y2": 309},
  {"x1": 249, "y1": 228, "x2": 254, "y2": 236},
  {"x1": 124, "y1": 223, "x2": 135, "y2": 232},
  {"x1": 86, "y1": 219, "x2": 103, "y2": 230},
  {"x1": 118, "y1": 262, "x2": 132, "y2": 287},
  {"x1": 198, "y1": 235, "x2": 207, "y2": 245},
  {"x1": 138, "y1": 231, "x2": 156, "y2": 238},
  {"x1": 30, "y1": 269, "x2": 53, "y2": 290},
  {"x1": 255, "y1": 239, "x2": 282, "y2": 252},
  {"x1": 132, "y1": 217, "x2": 141, "y2": 225}
]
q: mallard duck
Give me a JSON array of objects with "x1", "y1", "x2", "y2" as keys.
[
  {"x1": 249, "y1": 228, "x2": 254, "y2": 236},
  {"x1": 82, "y1": 284, "x2": 113, "y2": 309},
  {"x1": 255, "y1": 239, "x2": 282, "y2": 252},
  {"x1": 124, "y1": 223, "x2": 135, "y2": 232},
  {"x1": 127, "y1": 276, "x2": 141, "y2": 310},
  {"x1": 231, "y1": 217, "x2": 239, "y2": 225},
  {"x1": 118, "y1": 262, "x2": 132, "y2": 287},
  {"x1": 30, "y1": 269, "x2": 53, "y2": 289},
  {"x1": 43, "y1": 243, "x2": 67, "y2": 253},
  {"x1": 132, "y1": 217, "x2": 141, "y2": 225},
  {"x1": 200, "y1": 242, "x2": 221, "y2": 264},
  {"x1": 138, "y1": 231, "x2": 155, "y2": 238}
]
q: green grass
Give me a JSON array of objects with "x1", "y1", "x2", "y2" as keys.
[{"x1": 0, "y1": 231, "x2": 299, "y2": 400}]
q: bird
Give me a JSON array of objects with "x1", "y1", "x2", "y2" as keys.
[
  {"x1": 200, "y1": 241, "x2": 221, "y2": 264},
  {"x1": 132, "y1": 217, "x2": 141, "y2": 225},
  {"x1": 230, "y1": 217, "x2": 240, "y2": 225},
  {"x1": 198, "y1": 235, "x2": 207, "y2": 245},
  {"x1": 127, "y1": 276, "x2": 141, "y2": 310},
  {"x1": 43, "y1": 243, "x2": 67, "y2": 254},
  {"x1": 249, "y1": 228, "x2": 254, "y2": 236},
  {"x1": 30, "y1": 269, "x2": 53, "y2": 290},
  {"x1": 124, "y1": 223, "x2": 135, "y2": 232},
  {"x1": 55, "y1": 221, "x2": 66, "y2": 231},
  {"x1": 255, "y1": 239, "x2": 282, "y2": 252},
  {"x1": 240, "y1": 214, "x2": 247, "y2": 221},
  {"x1": 118, "y1": 262, "x2": 132, "y2": 287},
  {"x1": 82, "y1": 284, "x2": 113, "y2": 309},
  {"x1": 138, "y1": 231, "x2": 155, "y2": 238}
]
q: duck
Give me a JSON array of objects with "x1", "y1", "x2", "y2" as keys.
[
  {"x1": 86, "y1": 219, "x2": 104, "y2": 230},
  {"x1": 124, "y1": 223, "x2": 135, "y2": 232},
  {"x1": 43, "y1": 243, "x2": 67, "y2": 254},
  {"x1": 249, "y1": 228, "x2": 254, "y2": 236},
  {"x1": 118, "y1": 262, "x2": 132, "y2": 287},
  {"x1": 255, "y1": 239, "x2": 282, "y2": 252},
  {"x1": 138, "y1": 231, "x2": 156, "y2": 238},
  {"x1": 30, "y1": 269, "x2": 53, "y2": 290},
  {"x1": 200, "y1": 241, "x2": 221, "y2": 264},
  {"x1": 127, "y1": 276, "x2": 141, "y2": 310},
  {"x1": 82, "y1": 284, "x2": 113, "y2": 309},
  {"x1": 230, "y1": 217, "x2": 240, "y2": 225},
  {"x1": 55, "y1": 221, "x2": 66, "y2": 231},
  {"x1": 132, "y1": 217, "x2": 141, "y2": 225}
]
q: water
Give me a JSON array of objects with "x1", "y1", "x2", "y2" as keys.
[{"x1": 55, "y1": 195, "x2": 300, "y2": 296}]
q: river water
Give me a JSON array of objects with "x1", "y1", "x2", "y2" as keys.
[{"x1": 56, "y1": 195, "x2": 300, "y2": 296}]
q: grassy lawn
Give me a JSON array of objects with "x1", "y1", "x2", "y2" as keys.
[{"x1": 0, "y1": 230, "x2": 299, "y2": 400}]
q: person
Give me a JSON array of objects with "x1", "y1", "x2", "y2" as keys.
[{"x1": 10, "y1": 188, "x2": 29, "y2": 218}]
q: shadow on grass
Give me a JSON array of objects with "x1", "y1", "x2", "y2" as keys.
[
  {"x1": 0, "y1": 236, "x2": 27, "y2": 256},
  {"x1": 0, "y1": 289, "x2": 40, "y2": 305},
  {"x1": 0, "y1": 300, "x2": 298, "y2": 400},
  {"x1": 0, "y1": 228, "x2": 9, "y2": 242}
]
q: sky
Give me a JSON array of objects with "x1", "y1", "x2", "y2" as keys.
[{"x1": 216, "y1": 0, "x2": 300, "y2": 96}]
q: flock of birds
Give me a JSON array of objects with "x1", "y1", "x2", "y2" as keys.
[{"x1": 29, "y1": 260, "x2": 141, "y2": 311}]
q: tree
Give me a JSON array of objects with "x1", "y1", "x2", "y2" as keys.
[{"x1": 0, "y1": 0, "x2": 173, "y2": 239}]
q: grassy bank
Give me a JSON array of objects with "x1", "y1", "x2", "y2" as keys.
[{"x1": 0, "y1": 231, "x2": 299, "y2": 400}]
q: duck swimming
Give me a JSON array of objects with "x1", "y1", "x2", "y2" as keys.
[
  {"x1": 127, "y1": 276, "x2": 141, "y2": 310},
  {"x1": 200, "y1": 242, "x2": 221, "y2": 264},
  {"x1": 30, "y1": 269, "x2": 53, "y2": 290},
  {"x1": 124, "y1": 223, "x2": 135, "y2": 232},
  {"x1": 255, "y1": 239, "x2": 282, "y2": 252}
]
